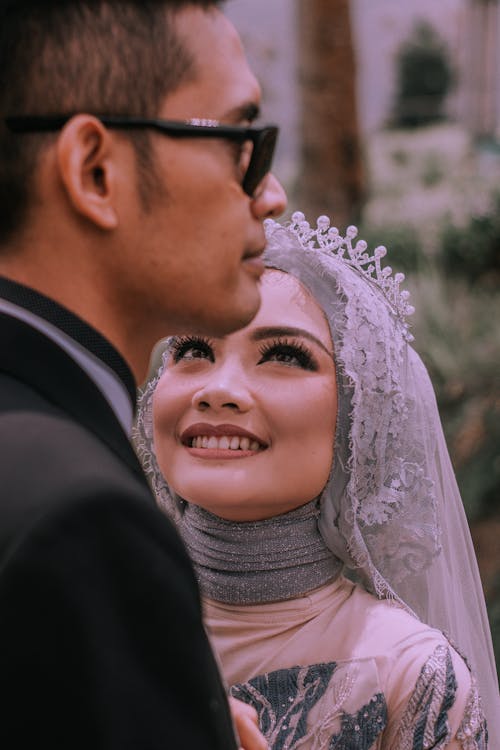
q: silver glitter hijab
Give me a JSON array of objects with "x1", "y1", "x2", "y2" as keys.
[{"x1": 134, "y1": 214, "x2": 499, "y2": 741}]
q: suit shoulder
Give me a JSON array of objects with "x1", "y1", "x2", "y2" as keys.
[
  {"x1": 0, "y1": 408, "x2": 162, "y2": 545},
  {"x1": 0, "y1": 408, "x2": 129, "y2": 479}
]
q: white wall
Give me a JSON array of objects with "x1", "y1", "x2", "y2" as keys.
[{"x1": 225, "y1": 0, "x2": 299, "y2": 183}]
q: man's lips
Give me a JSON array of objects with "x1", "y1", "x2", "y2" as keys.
[
  {"x1": 242, "y1": 235, "x2": 266, "y2": 268},
  {"x1": 243, "y1": 232, "x2": 266, "y2": 262},
  {"x1": 242, "y1": 250, "x2": 265, "y2": 277},
  {"x1": 243, "y1": 244, "x2": 265, "y2": 261}
]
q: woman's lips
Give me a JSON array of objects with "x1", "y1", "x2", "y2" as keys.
[
  {"x1": 180, "y1": 423, "x2": 267, "y2": 458},
  {"x1": 186, "y1": 446, "x2": 260, "y2": 460}
]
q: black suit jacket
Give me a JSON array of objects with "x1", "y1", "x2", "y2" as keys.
[{"x1": 0, "y1": 309, "x2": 237, "y2": 749}]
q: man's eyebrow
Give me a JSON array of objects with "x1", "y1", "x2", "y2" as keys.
[
  {"x1": 249, "y1": 326, "x2": 333, "y2": 356},
  {"x1": 224, "y1": 102, "x2": 261, "y2": 124}
]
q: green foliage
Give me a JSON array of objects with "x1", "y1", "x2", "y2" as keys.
[
  {"x1": 358, "y1": 224, "x2": 423, "y2": 273},
  {"x1": 419, "y1": 154, "x2": 445, "y2": 187},
  {"x1": 408, "y1": 271, "x2": 500, "y2": 521},
  {"x1": 393, "y1": 21, "x2": 455, "y2": 128},
  {"x1": 455, "y1": 405, "x2": 500, "y2": 519},
  {"x1": 360, "y1": 196, "x2": 500, "y2": 522},
  {"x1": 488, "y1": 574, "x2": 500, "y2": 677},
  {"x1": 440, "y1": 194, "x2": 500, "y2": 284},
  {"x1": 390, "y1": 149, "x2": 410, "y2": 167}
]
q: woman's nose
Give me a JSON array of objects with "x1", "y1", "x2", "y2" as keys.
[{"x1": 191, "y1": 371, "x2": 253, "y2": 414}]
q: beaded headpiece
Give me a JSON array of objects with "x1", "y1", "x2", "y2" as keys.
[{"x1": 271, "y1": 212, "x2": 415, "y2": 342}]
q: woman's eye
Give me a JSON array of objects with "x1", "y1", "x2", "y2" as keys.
[
  {"x1": 170, "y1": 336, "x2": 214, "y2": 363},
  {"x1": 257, "y1": 340, "x2": 318, "y2": 371}
]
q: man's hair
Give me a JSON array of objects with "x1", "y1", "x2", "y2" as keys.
[{"x1": 0, "y1": 0, "x2": 223, "y2": 244}]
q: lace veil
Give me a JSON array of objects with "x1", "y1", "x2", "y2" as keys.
[{"x1": 134, "y1": 216, "x2": 499, "y2": 740}]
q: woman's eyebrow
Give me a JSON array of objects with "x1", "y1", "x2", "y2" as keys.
[{"x1": 250, "y1": 326, "x2": 333, "y2": 356}]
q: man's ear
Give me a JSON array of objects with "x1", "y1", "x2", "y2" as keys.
[{"x1": 56, "y1": 115, "x2": 120, "y2": 230}]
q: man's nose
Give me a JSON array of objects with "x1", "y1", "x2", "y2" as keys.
[{"x1": 251, "y1": 172, "x2": 287, "y2": 219}]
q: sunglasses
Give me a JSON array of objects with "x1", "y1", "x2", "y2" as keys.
[{"x1": 5, "y1": 114, "x2": 279, "y2": 197}]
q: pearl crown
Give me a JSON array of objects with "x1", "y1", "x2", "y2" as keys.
[{"x1": 272, "y1": 212, "x2": 415, "y2": 342}]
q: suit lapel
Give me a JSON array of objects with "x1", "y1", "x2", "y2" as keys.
[{"x1": 0, "y1": 313, "x2": 146, "y2": 480}]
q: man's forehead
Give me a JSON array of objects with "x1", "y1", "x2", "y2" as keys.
[{"x1": 172, "y1": 5, "x2": 262, "y2": 121}]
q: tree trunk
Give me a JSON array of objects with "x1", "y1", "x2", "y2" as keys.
[{"x1": 296, "y1": 0, "x2": 364, "y2": 228}]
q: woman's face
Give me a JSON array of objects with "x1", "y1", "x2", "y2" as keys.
[{"x1": 152, "y1": 269, "x2": 337, "y2": 521}]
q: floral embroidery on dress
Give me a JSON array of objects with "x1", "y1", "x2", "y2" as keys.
[
  {"x1": 231, "y1": 663, "x2": 336, "y2": 750},
  {"x1": 392, "y1": 644, "x2": 458, "y2": 750},
  {"x1": 230, "y1": 662, "x2": 387, "y2": 750},
  {"x1": 456, "y1": 675, "x2": 488, "y2": 750},
  {"x1": 328, "y1": 693, "x2": 387, "y2": 749}
]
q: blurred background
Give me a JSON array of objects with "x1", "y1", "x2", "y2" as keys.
[{"x1": 226, "y1": 0, "x2": 500, "y2": 675}]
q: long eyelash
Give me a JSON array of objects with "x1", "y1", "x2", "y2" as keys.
[
  {"x1": 169, "y1": 335, "x2": 214, "y2": 363},
  {"x1": 258, "y1": 338, "x2": 318, "y2": 371}
]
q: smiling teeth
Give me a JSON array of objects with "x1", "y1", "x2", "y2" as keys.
[{"x1": 190, "y1": 436, "x2": 261, "y2": 451}]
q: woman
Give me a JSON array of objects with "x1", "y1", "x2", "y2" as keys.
[{"x1": 135, "y1": 214, "x2": 499, "y2": 749}]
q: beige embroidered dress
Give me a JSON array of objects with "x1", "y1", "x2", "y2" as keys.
[{"x1": 205, "y1": 577, "x2": 486, "y2": 750}]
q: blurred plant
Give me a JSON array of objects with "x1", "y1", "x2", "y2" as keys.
[
  {"x1": 487, "y1": 573, "x2": 500, "y2": 676},
  {"x1": 420, "y1": 153, "x2": 445, "y2": 187},
  {"x1": 392, "y1": 21, "x2": 455, "y2": 128},
  {"x1": 359, "y1": 223, "x2": 424, "y2": 273},
  {"x1": 390, "y1": 149, "x2": 410, "y2": 167},
  {"x1": 440, "y1": 193, "x2": 500, "y2": 285},
  {"x1": 408, "y1": 271, "x2": 500, "y2": 521}
]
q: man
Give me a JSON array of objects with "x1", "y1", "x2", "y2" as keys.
[{"x1": 0, "y1": 1, "x2": 286, "y2": 747}]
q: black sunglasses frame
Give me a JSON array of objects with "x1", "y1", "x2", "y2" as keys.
[{"x1": 5, "y1": 114, "x2": 279, "y2": 197}]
